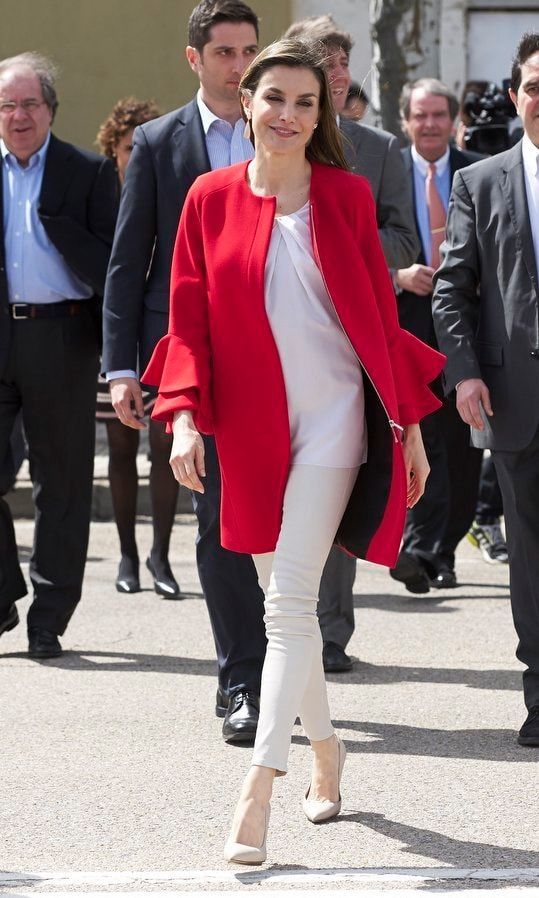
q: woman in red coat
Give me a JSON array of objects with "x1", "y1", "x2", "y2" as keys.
[{"x1": 143, "y1": 39, "x2": 444, "y2": 864}]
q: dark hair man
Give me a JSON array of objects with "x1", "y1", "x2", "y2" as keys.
[
  {"x1": 388, "y1": 77, "x2": 484, "y2": 596},
  {"x1": 283, "y1": 14, "x2": 419, "y2": 674},
  {"x1": 102, "y1": 0, "x2": 266, "y2": 744},
  {"x1": 0, "y1": 52, "x2": 118, "y2": 657},
  {"x1": 432, "y1": 32, "x2": 539, "y2": 747}
]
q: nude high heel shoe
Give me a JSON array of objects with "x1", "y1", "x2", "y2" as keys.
[
  {"x1": 303, "y1": 734, "x2": 346, "y2": 823},
  {"x1": 223, "y1": 804, "x2": 270, "y2": 865}
]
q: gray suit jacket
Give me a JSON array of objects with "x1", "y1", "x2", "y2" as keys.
[
  {"x1": 102, "y1": 99, "x2": 210, "y2": 373},
  {"x1": 340, "y1": 118, "x2": 419, "y2": 268},
  {"x1": 432, "y1": 140, "x2": 539, "y2": 451}
]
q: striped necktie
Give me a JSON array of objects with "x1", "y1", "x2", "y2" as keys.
[{"x1": 426, "y1": 162, "x2": 446, "y2": 269}]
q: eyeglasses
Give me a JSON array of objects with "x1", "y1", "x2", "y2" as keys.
[{"x1": 0, "y1": 99, "x2": 47, "y2": 115}]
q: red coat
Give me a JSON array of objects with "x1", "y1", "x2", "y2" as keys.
[{"x1": 143, "y1": 160, "x2": 444, "y2": 566}]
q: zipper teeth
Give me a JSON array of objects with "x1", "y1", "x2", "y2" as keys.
[{"x1": 309, "y1": 207, "x2": 401, "y2": 444}]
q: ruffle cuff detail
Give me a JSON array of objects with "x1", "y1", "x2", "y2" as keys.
[
  {"x1": 141, "y1": 333, "x2": 213, "y2": 434},
  {"x1": 392, "y1": 329, "x2": 446, "y2": 425}
]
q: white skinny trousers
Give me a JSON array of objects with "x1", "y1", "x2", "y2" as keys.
[{"x1": 251, "y1": 464, "x2": 359, "y2": 774}]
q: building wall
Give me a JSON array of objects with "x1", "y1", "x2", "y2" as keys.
[{"x1": 0, "y1": 0, "x2": 291, "y2": 151}]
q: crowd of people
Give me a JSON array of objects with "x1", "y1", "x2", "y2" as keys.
[{"x1": 0, "y1": 0, "x2": 538, "y2": 865}]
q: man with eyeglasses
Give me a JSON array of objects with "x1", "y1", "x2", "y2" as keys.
[{"x1": 0, "y1": 52, "x2": 118, "y2": 658}]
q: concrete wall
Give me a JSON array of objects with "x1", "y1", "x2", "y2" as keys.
[{"x1": 0, "y1": 0, "x2": 291, "y2": 151}]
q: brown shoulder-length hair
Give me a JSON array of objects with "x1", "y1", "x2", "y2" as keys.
[
  {"x1": 96, "y1": 97, "x2": 161, "y2": 158},
  {"x1": 239, "y1": 38, "x2": 350, "y2": 171}
]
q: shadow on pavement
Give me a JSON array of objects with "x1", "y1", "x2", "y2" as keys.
[
  {"x1": 342, "y1": 812, "x2": 539, "y2": 883},
  {"x1": 325, "y1": 661, "x2": 521, "y2": 692},
  {"x1": 353, "y1": 588, "x2": 509, "y2": 613},
  {"x1": 0, "y1": 650, "x2": 217, "y2": 675},
  {"x1": 318, "y1": 720, "x2": 534, "y2": 763}
]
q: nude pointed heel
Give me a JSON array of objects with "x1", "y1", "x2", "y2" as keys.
[
  {"x1": 303, "y1": 735, "x2": 346, "y2": 823},
  {"x1": 223, "y1": 804, "x2": 270, "y2": 865}
]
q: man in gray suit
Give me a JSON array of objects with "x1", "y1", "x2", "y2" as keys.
[
  {"x1": 432, "y1": 31, "x2": 539, "y2": 747},
  {"x1": 284, "y1": 14, "x2": 419, "y2": 672}
]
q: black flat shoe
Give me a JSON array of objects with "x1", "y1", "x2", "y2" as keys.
[
  {"x1": 146, "y1": 557, "x2": 183, "y2": 599},
  {"x1": 115, "y1": 557, "x2": 140, "y2": 594},
  {"x1": 28, "y1": 627, "x2": 62, "y2": 658},
  {"x1": 222, "y1": 690, "x2": 259, "y2": 744},
  {"x1": 0, "y1": 603, "x2": 19, "y2": 638},
  {"x1": 323, "y1": 641, "x2": 354, "y2": 673},
  {"x1": 430, "y1": 566, "x2": 458, "y2": 589},
  {"x1": 518, "y1": 707, "x2": 539, "y2": 746}
]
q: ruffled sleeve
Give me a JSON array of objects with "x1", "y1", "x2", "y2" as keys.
[
  {"x1": 390, "y1": 327, "x2": 445, "y2": 425},
  {"x1": 141, "y1": 186, "x2": 213, "y2": 434},
  {"x1": 354, "y1": 177, "x2": 445, "y2": 424}
]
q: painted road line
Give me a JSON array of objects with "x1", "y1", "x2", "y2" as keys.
[
  {"x1": 1, "y1": 869, "x2": 539, "y2": 888},
  {"x1": 1, "y1": 881, "x2": 539, "y2": 898}
]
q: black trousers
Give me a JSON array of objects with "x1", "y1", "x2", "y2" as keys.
[
  {"x1": 142, "y1": 308, "x2": 266, "y2": 695},
  {"x1": 476, "y1": 454, "x2": 504, "y2": 522},
  {"x1": 492, "y1": 427, "x2": 539, "y2": 710},
  {"x1": 0, "y1": 309, "x2": 99, "y2": 634},
  {"x1": 404, "y1": 393, "x2": 483, "y2": 570}
]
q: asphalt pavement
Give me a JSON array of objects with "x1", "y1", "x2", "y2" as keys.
[{"x1": 1, "y1": 514, "x2": 538, "y2": 895}]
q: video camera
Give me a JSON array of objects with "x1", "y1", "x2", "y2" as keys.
[{"x1": 461, "y1": 80, "x2": 518, "y2": 156}]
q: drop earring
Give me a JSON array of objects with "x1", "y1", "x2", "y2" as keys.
[{"x1": 243, "y1": 115, "x2": 251, "y2": 140}]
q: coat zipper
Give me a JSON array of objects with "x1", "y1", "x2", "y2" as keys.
[{"x1": 309, "y1": 207, "x2": 404, "y2": 445}]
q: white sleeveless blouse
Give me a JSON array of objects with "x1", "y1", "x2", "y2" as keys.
[{"x1": 264, "y1": 202, "x2": 367, "y2": 468}]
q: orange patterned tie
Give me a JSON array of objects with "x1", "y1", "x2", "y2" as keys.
[{"x1": 426, "y1": 162, "x2": 446, "y2": 269}]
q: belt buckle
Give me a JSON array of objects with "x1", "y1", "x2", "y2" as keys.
[{"x1": 11, "y1": 303, "x2": 29, "y2": 320}]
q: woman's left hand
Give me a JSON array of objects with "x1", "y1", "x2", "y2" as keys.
[{"x1": 402, "y1": 423, "x2": 429, "y2": 508}]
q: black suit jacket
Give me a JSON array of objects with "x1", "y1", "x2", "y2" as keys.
[
  {"x1": 397, "y1": 145, "x2": 482, "y2": 348},
  {"x1": 0, "y1": 133, "x2": 118, "y2": 375},
  {"x1": 102, "y1": 99, "x2": 210, "y2": 373}
]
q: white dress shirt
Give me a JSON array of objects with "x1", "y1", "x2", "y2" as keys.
[{"x1": 522, "y1": 133, "x2": 539, "y2": 272}]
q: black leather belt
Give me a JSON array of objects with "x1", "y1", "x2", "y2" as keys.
[{"x1": 9, "y1": 300, "x2": 87, "y2": 320}]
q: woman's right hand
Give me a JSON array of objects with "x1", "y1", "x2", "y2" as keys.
[{"x1": 170, "y1": 411, "x2": 205, "y2": 493}]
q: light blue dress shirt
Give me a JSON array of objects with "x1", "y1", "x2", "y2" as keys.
[
  {"x1": 107, "y1": 94, "x2": 254, "y2": 382},
  {"x1": 196, "y1": 90, "x2": 254, "y2": 169},
  {"x1": 411, "y1": 145, "x2": 451, "y2": 267},
  {"x1": 1, "y1": 132, "x2": 92, "y2": 304}
]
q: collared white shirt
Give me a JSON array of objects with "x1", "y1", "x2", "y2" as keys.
[
  {"x1": 196, "y1": 90, "x2": 254, "y2": 169},
  {"x1": 1, "y1": 132, "x2": 92, "y2": 304},
  {"x1": 521, "y1": 133, "x2": 539, "y2": 274},
  {"x1": 410, "y1": 145, "x2": 451, "y2": 265}
]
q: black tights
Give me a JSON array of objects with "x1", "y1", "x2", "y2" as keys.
[{"x1": 106, "y1": 417, "x2": 179, "y2": 576}]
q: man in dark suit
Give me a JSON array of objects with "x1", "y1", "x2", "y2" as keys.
[
  {"x1": 432, "y1": 32, "x2": 539, "y2": 746},
  {"x1": 0, "y1": 52, "x2": 118, "y2": 657},
  {"x1": 389, "y1": 78, "x2": 484, "y2": 595},
  {"x1": 102, "y1": 0, "x2": 266, "y2": 743},
  {"x1": 283, "y1": 15, "x2": 419, "y2": 672}
]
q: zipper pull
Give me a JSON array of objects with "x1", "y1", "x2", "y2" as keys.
[{"x1": 388, "y1": 420, "x2": 404, "y2": 443}]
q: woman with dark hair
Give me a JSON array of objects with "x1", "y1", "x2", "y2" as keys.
[
  {"x1": 144, "y1": 39, "x2": 444, "y2": 863},
  {"x1": 96, "y1": 98, "x2": 182, "y2": 598}
]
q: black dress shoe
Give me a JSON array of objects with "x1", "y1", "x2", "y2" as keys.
[
  {"x1": 146, "y1": 557, "x2": 183, "y2": 599},
  {"x1": 430, "y1": 566, "x2": 458, "y2": 589},
  {"x1": 323, "y1": 641, "x2": 354, "y2": 672},
  {"x1": 389, "y1": 551, "x2": 430, "y2": 594},
  {"x1": 28, "y1": 627, "x2": 62, "y2": 658},
  {"x1": 222, "y1": 690, "x2": 259, "y2": 744},
  {"x1": 0, "y1": 603, "x2": 19, "y2": 637},
  {"x1": 518, "y1": 707, "x2": 539, "y2": 746},
  {"x1": 215, "y1": 687, "x2": 228, "y2": 718}
]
